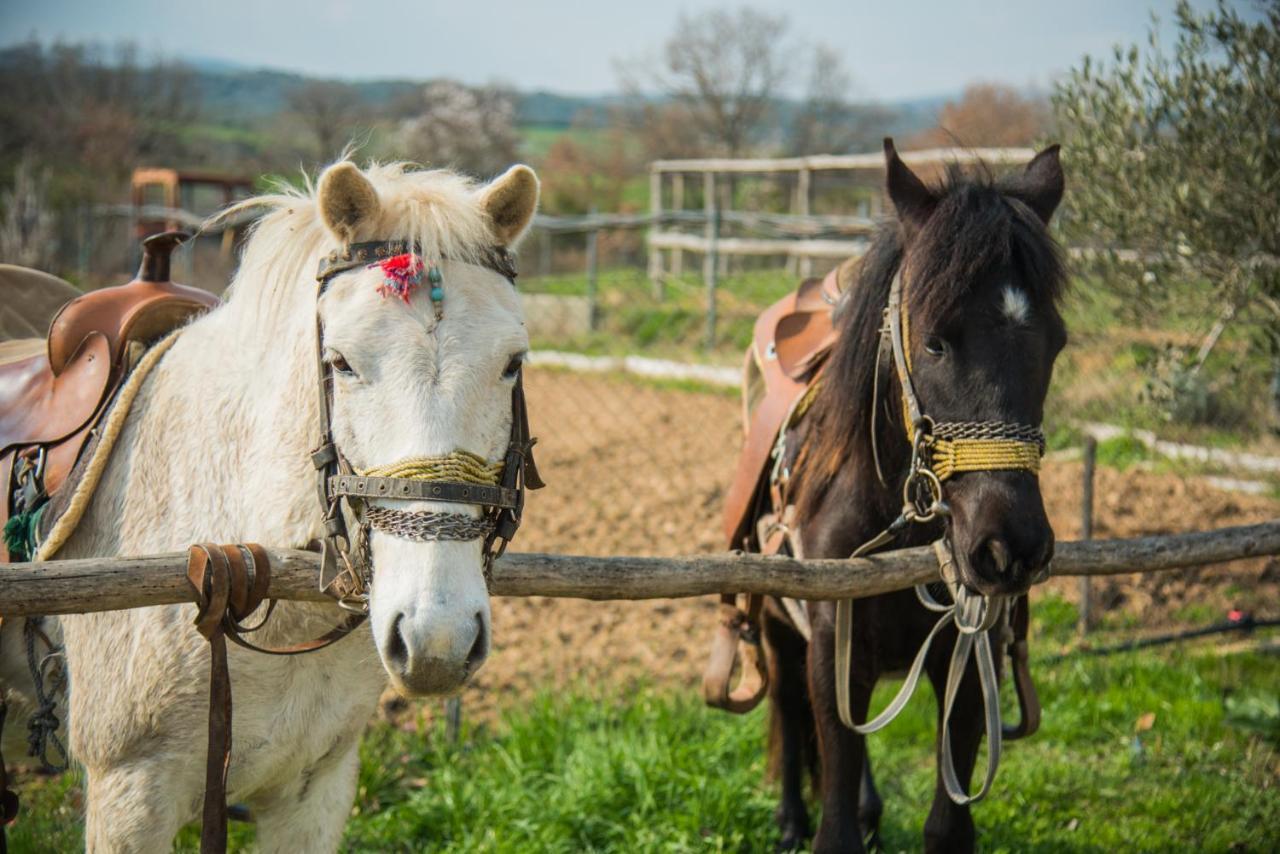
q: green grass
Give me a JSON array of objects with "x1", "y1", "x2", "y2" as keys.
[{"x1": 10, "y1": 599, "x2": 1279, "y2": 852}]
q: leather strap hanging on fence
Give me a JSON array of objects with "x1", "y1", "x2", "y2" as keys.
[
  {"x1": 186, "y1": 543, "x2": 363, "y2": 854},
  {"x1": 702, "y1": 593, "x2": 768, "y2": 713}
]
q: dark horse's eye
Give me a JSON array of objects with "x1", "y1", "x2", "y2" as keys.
[
  {"x1": 502, "y1": 352, "x2": 525, "y2": 380},
  {"x1": 923, "y1": 336, "x2": 948, "y2": 357}
]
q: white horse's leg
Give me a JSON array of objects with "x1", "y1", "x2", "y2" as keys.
[
  {"x1": 251, "y1": 740, "x2": 362, "y2": 854},
  {"x1": 83, "y1": 760, "x2": 198, "y2": 853}
]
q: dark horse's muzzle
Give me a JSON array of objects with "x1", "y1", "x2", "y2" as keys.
[{"x1": 944, "y1": 470, "x2": 1055, "y2": 596}]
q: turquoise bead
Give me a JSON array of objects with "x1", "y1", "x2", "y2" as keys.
[
  {"x1": 427, "y1": 266, "x2": 443, "y2": 284},
  {"x1": 430, "y1": 286, "x2": 444, "y2": 301}
]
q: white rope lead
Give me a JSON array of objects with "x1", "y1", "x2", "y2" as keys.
[{"x1": 836, "y1": 539, "x2": 1009, "y2": 805}]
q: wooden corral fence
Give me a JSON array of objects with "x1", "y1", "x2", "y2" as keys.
[
  {"x1": 646, "y1": 147, "x2": 1036, "y2": 284},
  {"x1": 3, "y1": 521, "x2": 1278, "y2": 617}
]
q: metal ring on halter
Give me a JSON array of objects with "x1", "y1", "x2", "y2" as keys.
[
  {"x1": 337, "y1": 593, "x2": 369, "y2": 614},
  {"x1": 903, "y1": 465, "x2": 947, "y2": 522}
]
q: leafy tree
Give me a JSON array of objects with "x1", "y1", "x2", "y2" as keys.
[
  {"x1": 910, "y1": 83, "x2": 1050, "y2": 148},
  {"x1": 1053, "y1": 0, "x2": 1280, "y2": 428}
]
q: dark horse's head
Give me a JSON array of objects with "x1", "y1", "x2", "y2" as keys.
[{"x1": 799, "y1": 140, "x2": 1067, "y2": 596}]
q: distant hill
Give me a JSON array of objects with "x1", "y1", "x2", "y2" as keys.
[
  {"x1": 187, "y1": 64, "x2": 626, "y2": 127},
  {"x1": 182, "y1": 59, "x2": 945, "y2": 136},
  {"x1": 0, "y1": 45, "x2": 947, "y2": 140}
]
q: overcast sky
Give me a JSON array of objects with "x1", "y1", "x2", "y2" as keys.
[{"x1": 0, "y1": 0, "x2": 1245, "y2": 100}]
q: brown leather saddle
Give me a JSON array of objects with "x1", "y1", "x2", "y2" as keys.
[
  {"x1": 704, "y1": 267, "x2": 842, "y2": 713},
  {"x1": 722, "y1": 267, "x2": 843, "y2": 551},
  {"x1": 1, "y1": 232, "x2": 219, "y2": 561}
]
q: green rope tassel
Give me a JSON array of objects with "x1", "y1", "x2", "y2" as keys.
[{"x1": 4, "y1": 506, "x2": 42, "y2": 562}]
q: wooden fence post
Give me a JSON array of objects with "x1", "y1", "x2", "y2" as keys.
[
  {"x1": 444, "y1": 697, "x2": 462, "y2": 743},
  {"x1": 797, "y1": 167, "x2": 813, "y2": 279},
  {"x1": 705, "y1": 204, "x2": 719, "y2": 351},
  {"x1": 539, "y1": 229, "x2": 552, "y2": 278},
  {"x1": 648, "y1": 169, "x2": 664, "y2": 301},
  {"x1": 585, "y1": 206, "x2": 599, "y2": 332},
  {"x1": 1079, "y1": 436, "x2": 1097, "y2": 634},
  {"x1": 670, "y1": 174, "x2": 684, "y2": 278}
]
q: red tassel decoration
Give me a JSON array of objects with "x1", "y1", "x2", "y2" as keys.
[{"x1": 370, "y1": 254, "x2": 425, "y2": 303}]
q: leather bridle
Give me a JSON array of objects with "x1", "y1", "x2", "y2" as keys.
[
  {"x1": 310, "y1": 239, "x2": 543, "y2": 614},
  {"x1": 832, "y1": 268, "x2": 1047, "y2": 803}
]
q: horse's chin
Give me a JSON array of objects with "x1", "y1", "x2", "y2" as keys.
[
  {"x1": 954, "y1": 563, "x2": 1042, "y2": 599},
  {"x1": 383, "y1": 658, "x2": 482, "y2": 698}
]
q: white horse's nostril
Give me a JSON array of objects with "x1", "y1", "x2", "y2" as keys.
[
  {"x1": 465, "y1": 612, "x2": 488, "y2": 674},
  {"x1": 385, "y1": 613, "x2": 409, "y2": 671}
]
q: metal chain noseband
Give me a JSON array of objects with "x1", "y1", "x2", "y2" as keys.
[{"x1": 364, "y1": 506, "x2": 496, "y2": 542}]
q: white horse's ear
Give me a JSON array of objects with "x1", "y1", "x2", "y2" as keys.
[
  {"x1": 317, "y1": 162, "x2": 381, "y2": 242},
  {"x1": 480, "y1": 165, "x2": 540, "y2": 247}
]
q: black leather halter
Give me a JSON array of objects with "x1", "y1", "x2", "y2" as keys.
[
  {"x1": 316, "y1": 240, "x2": 519, "y2": 284},
  {"x1": 310, "y1": 239, "x2": 542, "y2": 611}
]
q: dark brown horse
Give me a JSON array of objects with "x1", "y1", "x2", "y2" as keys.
[{"x1": 764, "y1": 142, "x2": 1066, "y2": 852}]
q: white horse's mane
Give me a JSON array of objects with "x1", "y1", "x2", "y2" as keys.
[{"x1": 210, "y1": 161, "x2": 499, "y2": 334}]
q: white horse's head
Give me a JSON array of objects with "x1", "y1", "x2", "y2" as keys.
[{"x1": 311, "y1": 161, "x2": 538, "y2": 696}]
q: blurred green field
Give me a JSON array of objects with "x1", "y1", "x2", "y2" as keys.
[{"x1": 11, "y1": 595, "x2": 1278, "y2": 852}]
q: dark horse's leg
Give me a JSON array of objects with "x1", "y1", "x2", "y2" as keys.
[
  {"x1": 808, "y1": 600, "x2": 876, "y2": 854},
  {"x1": 921, "y1": 626, "x2": 1000, "y2": 854},
  {"x1": 764, "y1": 603, "x2": 814, "y2": 851},
  {"x1": 859, "y1": 756, "x2": 883, "y2": 850}
]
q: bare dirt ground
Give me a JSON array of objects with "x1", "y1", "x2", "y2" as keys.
[{"x1": 397, "y1": 369, "x2": 1280, "y2": 726}]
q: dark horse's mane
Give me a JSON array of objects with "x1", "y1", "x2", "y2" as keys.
[{"x1": 794, "y1": 164, "x2": 1066, "y2": 518}]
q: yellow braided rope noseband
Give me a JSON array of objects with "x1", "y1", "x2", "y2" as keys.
[
  {"x1": 899, "y1": 280, "x2": 1044, "y2": 482},
  {"x1": 930, "y1": 436, "x2": 1042, "y2": 481},
  {"x1": 360, "y1": 451, "x2": 503, "y2": 485}
]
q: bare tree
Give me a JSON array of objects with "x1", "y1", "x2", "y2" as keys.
[
  {"x1": 0, "y1": 40, "x2": 196, "y2": 200},
  {"x1": 620, "y1": 7, "x2": 793, "y2": 156},
  {"x1": 0, "y1": 154, "x2": 57, "y2": 269},
  {"x1": 790, "y1": 45, "x2": 893, "y2": 155},
  {"x1": 286, "y1": 81, "x2": 365, "y2": 162},
  {"x1": 395, "y1": 81, "x2": 520, "y2": 178}
]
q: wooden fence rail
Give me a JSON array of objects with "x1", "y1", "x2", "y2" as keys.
[{"x1": 2, "y1": 521, "x2": 1278, "y2": 618}]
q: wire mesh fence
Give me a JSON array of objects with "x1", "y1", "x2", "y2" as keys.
[{"x1": 512, "y1": 214, "x2": 1280, "y2": 637}]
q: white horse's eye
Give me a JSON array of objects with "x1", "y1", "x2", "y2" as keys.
[
  {"x1": 502, "y1": 353, "x2": 525, "y2": 380},
  {"x1": 326, "y1": 350, "x2": 357, "y2": 377}
]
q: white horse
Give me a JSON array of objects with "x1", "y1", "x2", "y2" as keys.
[{"x1": 2, "y1": 158, "x2": 539, "y2": 850}]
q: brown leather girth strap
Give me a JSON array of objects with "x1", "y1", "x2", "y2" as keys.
[
  {"x1": 703, "y1": 593, "x2": 769, "y2": 714},
  {"x1": 1002, "y1": 594, "x2": 1041, "y2": 740},
  {"x1": 185, "y1": 544, "x2": 366, "y2": 854}
]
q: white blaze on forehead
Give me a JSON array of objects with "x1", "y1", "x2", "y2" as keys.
[{"x1": 1000, "y1": 286, "x2": 1031, "y2": 325}]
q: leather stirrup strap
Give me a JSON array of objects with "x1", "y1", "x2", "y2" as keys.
[
  {"x1": 185, "y1": 543, "x2": 367, "y2": 854},
  {"x1": 186, "y1": 544, "x2": 235, "y2": 854},
  {"x1": 1002, "y1": 594, "x2": 1041, "y2": 740},
  {"x1": 702, "y1": 593, "x2": 769, "y2": 714}
]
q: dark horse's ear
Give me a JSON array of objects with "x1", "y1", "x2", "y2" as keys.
[
  {"x1": 884, "y1": 137, "x2": 938, "y2": 234},
  {"x1": 1004, "y1": 144, "x2": 1064, "y2": 224}
]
